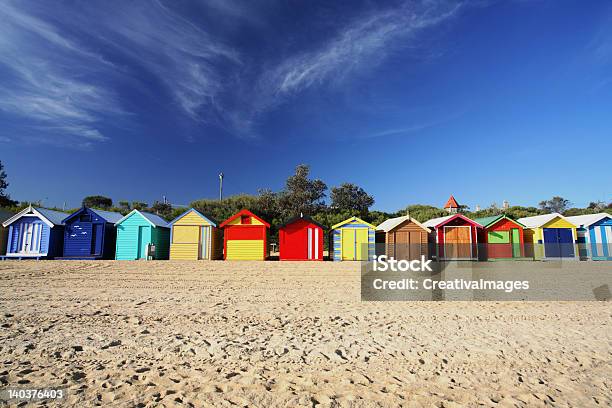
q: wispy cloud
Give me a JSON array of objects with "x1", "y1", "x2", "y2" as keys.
[
  {"x1": 267, "y1": 3, "x2": 461, "y2": 96},
  {"x1": 0, "y1": 1, "x2": 120, "y2": 148},
  {"x1": 225, "y1": 0, "x2": 463, "y2": 135},
  {"x1": 83, "y1": 0, "x2": 241, "y2": 120},
  {"x1": 0, "y1": 0, "x2": 463, "y2": 145},
  {"x1": 361, "y1": 108, "x2": 468, "y2": 139}
]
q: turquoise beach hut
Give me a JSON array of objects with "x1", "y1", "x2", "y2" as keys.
[{"x1": 114, "y1": 209, "x2": 170, "y2": 260}]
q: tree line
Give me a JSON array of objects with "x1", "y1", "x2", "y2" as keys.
[{"x1": 1, "y1": 160, "x2": 611, "y2": 241}]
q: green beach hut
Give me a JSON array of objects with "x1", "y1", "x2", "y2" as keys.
[{"x1": 114, "y1": 210, "x2": 170, "y2": 260}]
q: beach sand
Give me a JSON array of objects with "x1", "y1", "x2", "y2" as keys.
[{"x1": 0, "y1": 260, "x2": 610, "y2": 407}]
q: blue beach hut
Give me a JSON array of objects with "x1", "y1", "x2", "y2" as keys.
[
  {"x1": 1, "y1": 206, "x2": 69, "y2": 259},
  {"x1": 330, "y1": 216, "x2": 376, "y2": 261},
  {"x1": 114, "y1": 209, "x2": 170, "y2": 260},
  {"x1": 60, "y1": 207, "x2": 123, "y2": 259},
  {"x1": 566, "y1": 213, "x2": 612, "y2": 261}
]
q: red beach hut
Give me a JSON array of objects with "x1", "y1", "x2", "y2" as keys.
[
  {"x1": 423, "y1": 214, "x2": 483, "y2": 260},
  {"x1": 278, "y1": 214, "x2": 325, "y2": 261},
  {"x1": 474, "y1": 214, "x2": 526, "y2": 260},
  {"x1": 220, "y1": 209, "x2": 270, "y2": 260}
]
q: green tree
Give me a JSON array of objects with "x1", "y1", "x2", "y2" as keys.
[
  {"x1": 278, "y1": 164, "x2": 327, "y2": 218},
  {"x1": 150, "y1": 201, "x2": 173, "y2": 220},
  {"x1": 118, "y1": 201, "x2": 131, "y2": 211},
  {"x1": 82, "y1": 195, "x2": 113, "y2": 209},
  {"x1": 587, "y1": 201, "x2": 606, "y2": 211},
  {"x1": 503, "y1": 206, "x2": 544, "y2": 219},
  {"x1": 400, "y1": 205, "x2": 446, "y2": 223},
  {"x1": 330, "y1": 183, "x2": 374, "y2": 214},
  {"x1": 0, "y1": 160, "x2": 17, "y2": 207},
  {"x1": 539, "y1": 196, "x2": 571, "y2": 214},
  {"x1": 132, "y1": 201, "x2": 148, "y2": 211}
]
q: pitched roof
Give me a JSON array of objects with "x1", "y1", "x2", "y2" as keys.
[
  {"x1": 219, "y1": 209, "x2": 270, "y2": 228},
  {"x1": 278, "y1": 214, "x2": 326, "y2": 230},
  {"x1": 423, "y1": 214, "x2": 453, "y2": 228},
  {"x1": 168, "y1": 208, "x2": 217, "y2": 227},
  {"x1": 331, "y1": 216, "x2": 376, "y2": 230},
  {"x1": 565, "y1": 213, "x2": 612, "y2": 228},
  {"x1": 2, "y1": 206, "x2": 70, "y2": 228},
  {"x1": 63, "y1": 207, "x2": 124, "y2": 224},
  {"x1": 376, "y1": 215, "x2": 430, "y2": 233},
  {"x1": 473, "y1": 214, "x2": 525, "y2": 229},
  {"x1": 444, "y1": 195, "x2": 459, "y2": 208},
  {"x1": 517, "y1": 213, "x2": 576, "y2": 228},
  {"x1": 36, "y1": 207, "x2": 71, "y2": 225},
  {"x1": 114, "y1": 209, "x2": 169, "y2": 228},
  {"x1": 423, "y1": 213, "x2": 483, "y2": 229},
  {"x1": 90, "y1": 209, "x2": 125, "y2": 224}
]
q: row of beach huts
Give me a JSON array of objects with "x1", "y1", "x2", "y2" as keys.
[{"x1": 1, "y1": 196, "x2": 611, "y2": 262}]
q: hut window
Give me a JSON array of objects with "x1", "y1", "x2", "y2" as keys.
[
  {"x1": 80, "y1": 214, "x2": 91, "y2": 222},
  {"x1": 241, "y1": 215, "x2": 251, "y2": 224}
]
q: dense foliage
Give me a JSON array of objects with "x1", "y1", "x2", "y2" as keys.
[
  {"x1": 82, "y1": 195, "x2": 113, "y2": 209},
  {"x1": 0, "y1": 160, "x2": 17, "y2": 207},
  {"x1": 0, "y1": 162, "x2": 610, "y2": 246}
]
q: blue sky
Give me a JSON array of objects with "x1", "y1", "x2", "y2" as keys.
[{"x1": 1, "y1": 0, "x2": 611, "y2": 212}]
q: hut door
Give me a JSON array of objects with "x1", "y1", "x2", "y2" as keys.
[
  {"x1": 341, "y1": 229, "x2": 355, "y2": 260},
  {"x1": 604, "y1": 226, "x2": 612, "y2": 258},
  {"x1": 444, "y1": 227, "x2": 459, "y2": 259},
  {"x1": 91, "y1": 224, "x2": 103, "y2": 255},
  {"x1": 445, "y1": 226, "x2": 471, "y2": 259},
  {"x1": 136, "y1": 226, "x2": 147, "y2": 259},
  {"x1": 410, "y1": 231, "x2": 422, "y2": 260},
  {"x1": 200, "y1": 227, "x2": 208, "y2": 260},
  {"x1": 21, "y1": 222, "x2": 33, "y2": 253},
  {"x1": 543, "y1": 228, "x2": 574, "y2": 258},
  {"x1": 307, "y1": 227, "x2": 319, "y2": 260},
  {"x1": 457, "y1": 227, "x2": 471, "y2": 258},
  {"x1": 511, "y1": 229, "x2": 520, "y2": 258},
  {"x1": 20, "y1": 222, "x2": 42, "y2": 254},
  {"x1": 354, "y1": 229, "x2": 368, "y2": 260},
  {"x1": 395, "y1": 232, "x2": 410, "y2": 260}
]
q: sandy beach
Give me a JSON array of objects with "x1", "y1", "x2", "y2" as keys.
[{"x1": 0, "y1": 260, "x2": 610, "y2": 407}]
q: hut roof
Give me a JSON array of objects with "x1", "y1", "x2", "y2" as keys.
[
  {"x1": 278, "y1": 214, "x2": 326, "y2": 230},
  {"x1": 63, "y1": 207, "x2": 124, "y2": 224},
  {"x1": 331, "y1": 216, "x2": 376, "y2": 230},
  {"x1": 473, "y1": 214, "x2": 525, "y2": 229},
  {"x1": 114, "y1": 209, "x2": 169, "y2": 227},
  {"x1": 376, "y1": 215, "x2": 430, "y2": 233},
  {"x1": 565, "y1": 213, "x2": 612, "y2": 228},
  {"x1": 219, "y1": 209, "x2": 270, "y2": 228},
  {"x1": 2, "y1": 206, "x2": 70, "y2": 228},
  {"x1": 517, "y1": 213, "x2": 575, "y2": 228},
  {"x1": 91, "y1": 209, "x2": 125, "y2": 224},
  {"x1": 168, "y1": 208, "x2": 218, "y2": 227},
  {"x1": 423, "y1": 213, "x2": 483, "y2": 229}
]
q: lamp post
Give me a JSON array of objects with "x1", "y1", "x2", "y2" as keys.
[{"x1": 219, "y1": 172, "x2": 224, "y2": 201}]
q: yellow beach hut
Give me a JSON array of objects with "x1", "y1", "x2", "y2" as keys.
[
  {"x1": 169, "y1": 208, "x2": 222, "y2": 260},
  {"x1": 517, "y1": 213, "x2": 578, "y2": 260},
  {"x1": 331, "y1": 216, "x2": 376, "y2": 261}
]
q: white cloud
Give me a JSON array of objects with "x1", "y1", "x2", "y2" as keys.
[
  {"x1": 0, "y1": 0, "x2": 463, "y2": 144},
  {"x1": 227, "y1": 0, "x2": 463, "y2": 136},
  {"x1": 0, "y1": 1, "x2": 121, "y2": 147}
]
